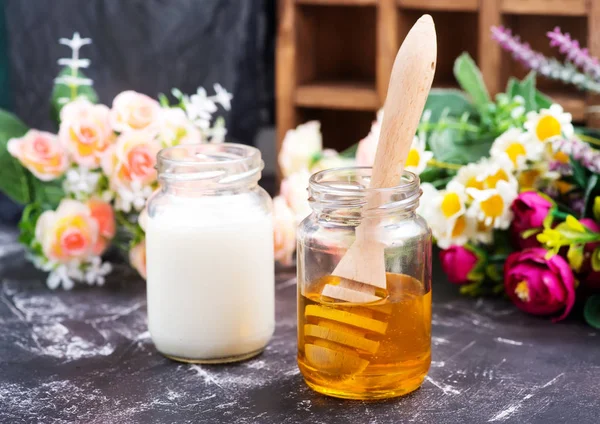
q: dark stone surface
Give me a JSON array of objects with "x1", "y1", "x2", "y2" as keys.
[{"x1": 0, "y1": 228, "x2": 599, "y2": 424}]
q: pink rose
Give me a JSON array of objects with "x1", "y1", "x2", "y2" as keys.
[
  {"x1": 129, "y1": 239, "x2": 147, "y2": 279},
  {"x1": 110, "y1": 91, "x2": 161, "y2": 133},
  {"x1": 58, "y1": 99, "x2": 115, "y2": 168},
  {"x1": 504, "y1": 248, "x2": 576, "y2": 321},
  {"x1": 35, "y1": 199, "x2": 99, "y2": 262},
  {"x1": 273, "y1": 196, "x2": 296, "y2": 266},
  {"x1": 510, "y1": 191, "x2": 553, "y2": 249},
  {"x1": 86, "y1": 198, "x2": 116, "y2": 255},
  {"x1": 7, "y1": 130, "x2": 70, "y2": 181},
  {"x1": 440, "y1": 246, "x2": 479, "y2": 285}
]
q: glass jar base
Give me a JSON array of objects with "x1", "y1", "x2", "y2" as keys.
[
  {"x1": 161, "y1": 347, "x2": 265, "y2": 364},
  {"x1": 303, "y1": 375, "x2": 426, "y2": 400}
]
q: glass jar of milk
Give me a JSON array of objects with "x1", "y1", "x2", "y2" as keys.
[{"x1": 146, "y1": 143, "x2": 274, "y2": 363}]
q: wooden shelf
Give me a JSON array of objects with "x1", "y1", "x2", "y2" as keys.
[
  {"x1": 501, "y1": 0, "x2": 587, "y2": 17},
  {"x1": 296, "y1": 0, "x2": 375, "y2": 5},
  {"x1": 295, "y1": 81, "x2": 379, "y2": 111},
  {"x1": 545, "y1": 90, "x2": 586, "y2": 122},
  {"x1": 398, "y1": 0, "x2": 478, "y2": 12}
]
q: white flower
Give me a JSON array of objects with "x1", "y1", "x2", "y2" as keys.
[
  {"x1": 213, "y1": 83, "x2": 233, "y2": 111},
  {"x1": 278, "y1": 121, "x2": 322, "y2": 178},
  {"x1": 524, "y1": 104, "x2": 574, "y2": 142},
  {"x1": 273, "y1": 196, "x2": 297, "y2": 265},
  {"x1": 279, "y1": 169, "x2": 312, "y2": 223},
  {"x1": 205, "y1": 117, "x2": 227, "y2": 143},
  {"x1": 404, "y1": 134, "x2": 434, "y2": 175},
  {"x1": 63, "y1": 167, "x2": 102, "y2": 200},
  {"x1": 46, "y1": 261, "x2": 84, "y2": 290},
  {"x1": 490, "y1": 128, "x2": 543, "y2": 170},
  {"x1": 467, "y1": 180, "x2": 518, "y2": 229},
  {"x1": 452, "y1": 161, "x2": 490, "y2": 193},
  {"x1": 418, "y1": 181, "x2": 474, "y2": 249},
  {"x1": 83, "y1": 256, "x2": 112, "y2": 286},
  {"x1": 114, "y1": 180, "x2": 153, "y2": 213},
  {"x1": 186, "y1": 87, "x2": 218, "y2": 123}
]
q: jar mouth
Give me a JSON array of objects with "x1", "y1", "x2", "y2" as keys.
[
  {"x1": 309, "y1": 167, "x2": 421, "y2": 214},
  {"x1": 157, "y1": 143, "x2": 263, "y2": 184}
]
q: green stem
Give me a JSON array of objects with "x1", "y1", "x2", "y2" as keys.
[
  {"x1": 551, "y1": 209, "x2": 570, "y2": 220},
  {"x1": 577, "y1": 133, "x2": 600, "y2": 147},
  {"x1": 428, "y1": 159, "x2": 463, "y2": 171}
]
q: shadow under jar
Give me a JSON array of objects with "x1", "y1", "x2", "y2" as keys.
[
  {"x1": 146, "y1": 143, "x2": 274, "y2": 364},
  {"x1": 296, "y1": 167, "x2": 432, "y2": 400}
]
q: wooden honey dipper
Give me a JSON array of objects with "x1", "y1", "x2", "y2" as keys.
[{"x1": 303, "y1": 15, "x2": 437, "y2": 377}]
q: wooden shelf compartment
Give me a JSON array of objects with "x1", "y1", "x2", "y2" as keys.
[
  {"x1": 296, "y1": 4, "x2": 377, "y2": 86},
  {"x1": 398, "y1": 9, "x2": 478, "y2": 88},
  {"x1": 298, "y1": 108, "x2": 377, "y2": 151},
  {"x1": 295, "y1": 81, "x2": 379, "y2": 110},
  {"x1": 501, "y1": 0, "x2": 587, "y2": 17},
  {"x1": 398, "y1": 0, "x2": 478, "y2": 13}
]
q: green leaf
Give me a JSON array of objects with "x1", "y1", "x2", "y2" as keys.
[
  {"x1": 158, "y1": 93, "x2": 170, "y2": 108},
  {"x1": 428, "y1": 130, "x2": 494, "y2": 164},
  {"x1": 567, "y1": 244, "x2": 585, "y2": 272},
  {"x1": 592, "y1": 247, "x2": 600, "y2": 272},
  {"x1": 339, "y1": 143, "x2": 358, "y2": 158},
  {"x1": 0, "y1": 110, "x2": 32, "y2": 204},
  {"x1": 584, "y1": 295, "x2": 600, "y2": 329},
  {"x1": 453, "y1": 53, "x2": 491, "y2": 116},
  {"x1": 31, "y1": 178, "x2": 64, "y2": 209},
  {"x1": 18, "y1": 203, "x2": 44, "y2": 255},
  {"x1": 519, "y1": 72, "x2": 537, "y2": 112},
  {"x1": 583, "y1": 175, "x2": 600, "y2": 219},
  {"x1": 570, "y1": 157, "x2": 589, "y2": 189},
  {"x1": 51, "y1": 68, "x2": 98, "y2": 124},
  {"x1": 506, "y1": 77, "x2": 520, "y2": 98},
  {"x1": 424, "y1": 89, "x2": 477, "y2": 122},
  {"x1": 535, "y1": 90, "x2": 553, "y2": 110},
  {"x1": 594, "y1": 196, "x2": 600, "y2": 222}
]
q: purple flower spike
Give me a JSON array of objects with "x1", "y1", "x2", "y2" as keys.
[{"x1": 547, "y1": 27, "x2": 600, "y2": 81}]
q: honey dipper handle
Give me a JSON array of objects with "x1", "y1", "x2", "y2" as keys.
[{"x1": 370, "y1": 15, "x2": 437, "y2": 191}]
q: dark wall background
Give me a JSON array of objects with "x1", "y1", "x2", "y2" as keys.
[{"x1": 0, "y1": 0, "x2": 276, "y2": 224}]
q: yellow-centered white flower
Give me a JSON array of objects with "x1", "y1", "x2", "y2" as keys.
[
  {"x1": 490, "y1": 128, "x2": 543, "y2": 170},
  {"x1": 404, "y1": 134, "x2": 434, "y2": 175},
  {"x1": 418, "y1": 181, "x2": 473, "y2": 249},
  {"x1": 466, "y1": 180, "x2": 518, "y2": 229},
  {"x1": 524, "y1": 104, "x2": 574, "y2": 142}
]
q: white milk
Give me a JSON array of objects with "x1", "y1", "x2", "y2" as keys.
[{"x1": 146, "y1": 193, "x2": 275, "y2": 362}]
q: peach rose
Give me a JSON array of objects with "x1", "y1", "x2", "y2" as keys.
[
  {"x1": 102, "y1": 130, "x2": 160, "y2": 189},
  {"x1": 110, "y1": 90, "x2": 161, "y2": 133},
  {"x1": 59, "y1": 99, "x2": 115, "y2": 168},
  {"x1": 86, "y1": 198, "x2": 116, "y2": 255},
  {"x1": 7, "y1": 130, "x2": 70, "y2": 181},
  {"x1": 35, "y1": 199, "x2": 99, "y2": 262},
  {"x1": 129, "y1": 239, "x2": 147, "y2": 279},
  {"x1": 273, "y1": 196, "x2": 297, "y2": 265}
]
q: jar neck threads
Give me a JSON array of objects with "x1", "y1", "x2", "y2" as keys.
[
  {"x1": 308, "y1": 167, "x2": 421, "y2": 222},
  {"x1": 156, "y1": 143, "x2": 263, "y2": 193}
]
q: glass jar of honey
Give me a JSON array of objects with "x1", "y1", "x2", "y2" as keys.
[{"x1": 296, "y1": 167, "x2": 432, "y2": 400}]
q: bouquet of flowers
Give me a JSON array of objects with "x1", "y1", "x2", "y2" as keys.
[
  {"x1": 274, "y1": 51, "x2": 600, "y2": 328},
  {"x1": 0, "y1": 33, "x2": 232, "y2": 289}
]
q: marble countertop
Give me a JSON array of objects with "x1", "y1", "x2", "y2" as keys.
[{"x1": 0, "y1": 228, "x2": 598, "y2": 424}]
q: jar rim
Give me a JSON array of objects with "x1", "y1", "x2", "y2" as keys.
[
  {"x1": 157, "y1": 143, "x2": 263, "y2": 184},
  {"x1": 308, "y1": 167, "x2": 421, "y2": 215},
  {"x1": 309, "y1": 167, "x2": 419, "y2": 195}
]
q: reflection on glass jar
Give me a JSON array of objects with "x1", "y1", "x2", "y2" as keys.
[
  {"x1": 296, "y1": 167, "x2": 432, "y2": 400},
  {"x1": 146, "y1": 143, "x2": 274, "y2": 364}
]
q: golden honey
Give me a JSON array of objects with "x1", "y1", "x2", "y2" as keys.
[{"x1": 297, "y1": 273, "x2": 431, "y2": 400}]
